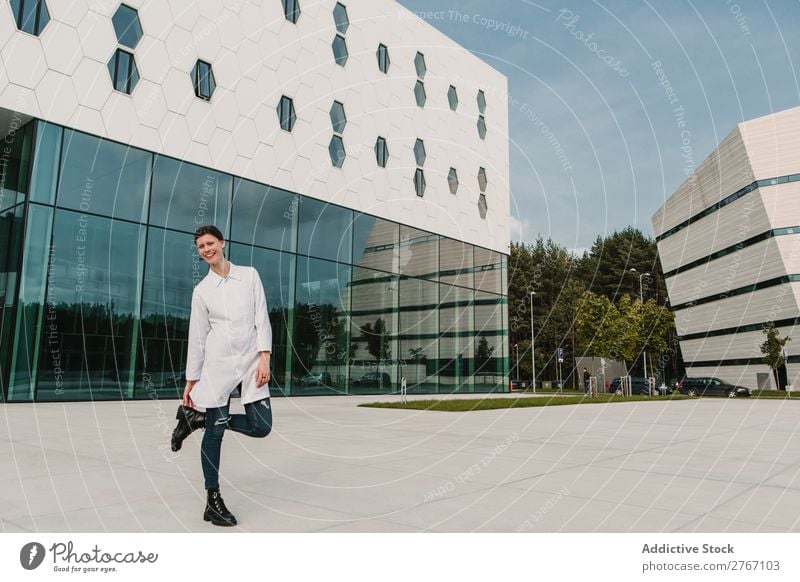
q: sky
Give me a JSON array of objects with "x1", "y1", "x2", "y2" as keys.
[{"x1": 396, "y1": 0, "x2": 800, "y2": 252}]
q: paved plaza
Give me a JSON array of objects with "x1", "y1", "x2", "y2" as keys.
[{"x1": 2, "y1": 394, "x2": 800, "y2": 532}]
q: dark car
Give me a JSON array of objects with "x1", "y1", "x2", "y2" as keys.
[
  {"x1": 608, "y1": 376, "x2": 672, "y2": 396},
  {"x1": 677, "y1": 376, "x2": 752, "y2": 397},
  {"x1": 352, "y1": 371, "x2": 392, "y2": 388}
]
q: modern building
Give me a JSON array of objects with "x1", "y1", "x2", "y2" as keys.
[
  {"x1": 0, "y1": 0, "x2": 510, "y2": 401},
  {"x1": 652, "y1": 105, "x2": 800, "y2": 390}
]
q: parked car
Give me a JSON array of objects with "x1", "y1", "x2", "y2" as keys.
[
  {"x1": 677, "y1": 377, "x2": 752, "y2": 397},
  {"x1": 352, "y1": 371, "x2": 392, "y2": 388},
  {"x1": 608, "y1": 377, "x2": 672, "y2": 396},
  {"x1": 299, "y1": 372, "x2": 332, "y2": 387}
]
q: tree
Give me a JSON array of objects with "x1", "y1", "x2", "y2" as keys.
[
  {"x1": 576, "y1": 291, "x2": 649, "y2": 373},
  {"x1": 577, "y1": 227, "x2": 667, "y2": 304},
  {"x1": 360, "y1": 318, "x2": 391, "y2": 361},
  {"x1": 760, "y1": 323, "x2": 791, "y2": 390},
  {"x1": 637, "y1": 298, "x2": 675, "y2": 378},
  {"x1": 474, "y1": 336, "x2": 495, "y2": 374}
]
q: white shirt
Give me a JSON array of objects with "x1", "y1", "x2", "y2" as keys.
[{"x1": 185, "y1": 262, "x2": 272, "y2": 408}]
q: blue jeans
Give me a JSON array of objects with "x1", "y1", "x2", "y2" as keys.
[{"x1": 201, "y1": 398, "x2": 273, "y2": 490}]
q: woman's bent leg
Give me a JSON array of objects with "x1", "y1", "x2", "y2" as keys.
[
  {"x1": 227, "y1": 398, "x2": 273, "y2": 438},
  {"x1": 201, "y1": 404, "x2": 231, "y2": 490}
]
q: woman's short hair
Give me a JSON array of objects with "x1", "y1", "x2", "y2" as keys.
[{"x1": 194, "y1": 224, "x2": 225, "y2": 243}]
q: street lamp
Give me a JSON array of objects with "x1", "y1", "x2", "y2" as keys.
[
  {"x1": 630, "y1": 268, "x2": 651, "y2": 380},
  {"x1": 530, "y1": 291, "x2": 536, "y2": 393}
]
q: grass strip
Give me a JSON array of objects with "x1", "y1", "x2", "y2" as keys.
[{"x1": 359, "y1": 394, "x2": 689, "y2": 412}]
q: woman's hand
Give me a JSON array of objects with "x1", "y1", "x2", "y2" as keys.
[
  {"x1": 256, "y1": 352, "x2": 271, "y2": 388},
  {"x1": 182, "y1": 380, "x2": 197, "y2": 408}
]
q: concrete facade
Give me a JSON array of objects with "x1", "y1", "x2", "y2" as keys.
[{"x1": 652, "y1": 106, "x2": 800, "y2": 390}]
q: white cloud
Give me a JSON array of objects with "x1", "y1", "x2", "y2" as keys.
[{"x1": 510, "y1": 214, "x2": 531, "y2": 242}]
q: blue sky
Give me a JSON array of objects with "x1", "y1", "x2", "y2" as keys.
[{"x1": 396, "y1": 0, "x2": 800, "y2": 251}]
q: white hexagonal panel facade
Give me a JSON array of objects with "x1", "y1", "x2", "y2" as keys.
[{"x1": 0, "y1": 0, "x2": 509, "y2": 254}]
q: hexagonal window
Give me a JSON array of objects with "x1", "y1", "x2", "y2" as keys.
[
  {"x1": 333, "y1": 2, "x2": 349, "y2": 34},
  {"x1": 330, "y1": 101, "x2": 346, "y2": 134},
  {"x1": 112, "y1": 4, "x2": 143, "y2": 49},
  {"x1": 282, "y1": 0, "x2": 300, "y2": 23},
  {"x1": 191, "y1": 60, "x2": 216, "y2": 101},
  {"x1": 477, "y1": 115, "x2": 487, "y2": 139},
  {"x1": 332, "y1": 34, "x2": 348, "y2": 66},
  {"x1": 414, "y1": 169, "x2": 426, "y2": 197},
  {"x1": 448, "y1": 85, "x2": 458, "y2": 111},
  {"x1": 448, "y1": 168, "x2": 459, "y2": 194},
  {"x1": 375, "y1": 136, "x2": 388, "y2": 168},
  {"x1": 478, "y1": 194, "x2": 488, "y2": 218},
  {"x1": 414, "y1": 52, "x2": 426, "y2": 79},
  {"x1": 376, "y1": 43, "x2": 390, "y2": 73},
  {"x1": 414, "y1": 81, "x2": 426, "y2": 108},
  {"x1": 477, "y1": 167, "x2": 487, "y2": 192},
  {"x1": 414, "y1": 139, "x2": 426, "y2": 167},
  {"x1": 477, "y1": 89, "x2": 487, "y2": 114},
  {"x1": 329, "y1": 135, "x2": 345, "y2": 168},
  {"x1": 277, "y1": 95, "x2": 296, "y2": 132},
  {"x1": 107, "y1": 49, "x2": 139, "y2": 94},
  {"x1": 9, "y1": 0, "x2": 49, "y2": 36}
]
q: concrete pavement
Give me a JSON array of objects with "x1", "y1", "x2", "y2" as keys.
[{"x1": 2, "y1": 394, "x2": 800, "y2": 532}]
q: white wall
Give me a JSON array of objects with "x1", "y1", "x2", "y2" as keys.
[{"x1": 0, "y1": 0, "x2": 510, "y2": 254}]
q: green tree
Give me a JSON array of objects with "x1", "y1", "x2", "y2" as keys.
[
  {"x1": 474, "y1": 336, "x2": 496, "y2": 374},
  {"x1": 576, "y1": 291, "x2": 637, "y2": 370},
  {"x1": 578, "y1": 227, "x2": 667, "y2": 303},
  {"x1": 760, "y1": 322, "x2": 791, "y2": 390},
  {"x1": 638, "y1": 298, "x2": 675, "y2": 373},
  {"x1": 360, "y1": 318, "x2": 391, "y2": 361}
]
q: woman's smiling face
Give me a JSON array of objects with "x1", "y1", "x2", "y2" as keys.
[{"x1": 196, "y1": 233, "x2": 225, "y2": 266}]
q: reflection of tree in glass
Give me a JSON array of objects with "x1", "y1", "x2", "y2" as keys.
[
  {"x1": 293, "y1": 303, "x2": 344, "y2": 375},
  {"x1": 360, "y1": 317, "x2": 391, "y2": 361},
  {"x1": 474, "y1": 336, "x2": 495, "y2": 374}
]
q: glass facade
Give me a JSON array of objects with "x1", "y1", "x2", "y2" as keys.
[{"x1": 0, "y1": 120, "x2": 509, "y2": 401}]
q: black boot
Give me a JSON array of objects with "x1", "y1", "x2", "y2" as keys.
[
  {"x1": 170, "y1": 405, "x2": 205, "y2": 452},
  {"x1": 204, "y1": 488, "x2": 237, "y2": 526}
]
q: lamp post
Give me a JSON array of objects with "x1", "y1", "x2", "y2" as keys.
[
  {"x1": 514, "y1": 343, "x2": 519, "y2": 380},
  {"x1": 630, "y1": 269, "x2": 651, "y2": 381},
  {"x1": 530, "y1": 291, "x2": 536, "y2": 393}
]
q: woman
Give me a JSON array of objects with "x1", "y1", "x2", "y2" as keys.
[{"x1": 170, "y1": 224, "x2": 273, "y2": 527}]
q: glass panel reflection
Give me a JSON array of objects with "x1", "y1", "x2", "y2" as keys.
[
  {"x1": 474, "y1": 291, "x2": 505, "y2": 392},
  {"x1": 349, "y1": 267, "x2": 398, "y2": 394},
  {"x1": 7, "y1": 203, "x2": 52, "y2": 400},
  {"x1": 298, "y1": 197, "x2": 352, "y2": 264},
  {"x1": 230, "y1": 178, "x2": 298, "y2": 252},
  {"x1": 440, "y1": 238, "x2": 473, "y2": 288},
  {"x1": 399, "y1": 226, "x2": 438, "y2": 279},
  {"x1": 230, "y1": 244, "x2": 294, "y2": 396},
  {"x1": 351, "y1": 213, "x2": 398, "y2": 273},
  {"x1": 439, "y1": 284, "x2": 474, "y2": 393},
  {"x1": 29, "y1": 121, "x2": 63, "y2": 205},
  {"x1": 135, "y1": 227, "x2": 198, "y2": 399},
  {"x1": 36, "y1": 210, "x2": 145, "y2": 400},
  {"x1": 58, "y1": 129, "x2": 151, "y2": 223},
  {"x1": 398, "y1": 276, "x2": 438, "y2": 393},
  {"x1": 474, "y1": 246, "x2": 502, "y2": 294},
  {"x1": 0, "y1": 204, "x2": 25, "y2": 400},
  {"x1": 151, "y1": 155, "x2": 232, "y2": 234},
  {"x1": 0, "y1": 120, "x2": 33, "y2": 212},
  {"x1": 292, "y1": 257, "x2": 350, "y2": 394}
]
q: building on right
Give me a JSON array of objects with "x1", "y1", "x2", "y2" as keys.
[{"x1": 652, "y1": 105, "x2": 800, "y2": 390}]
